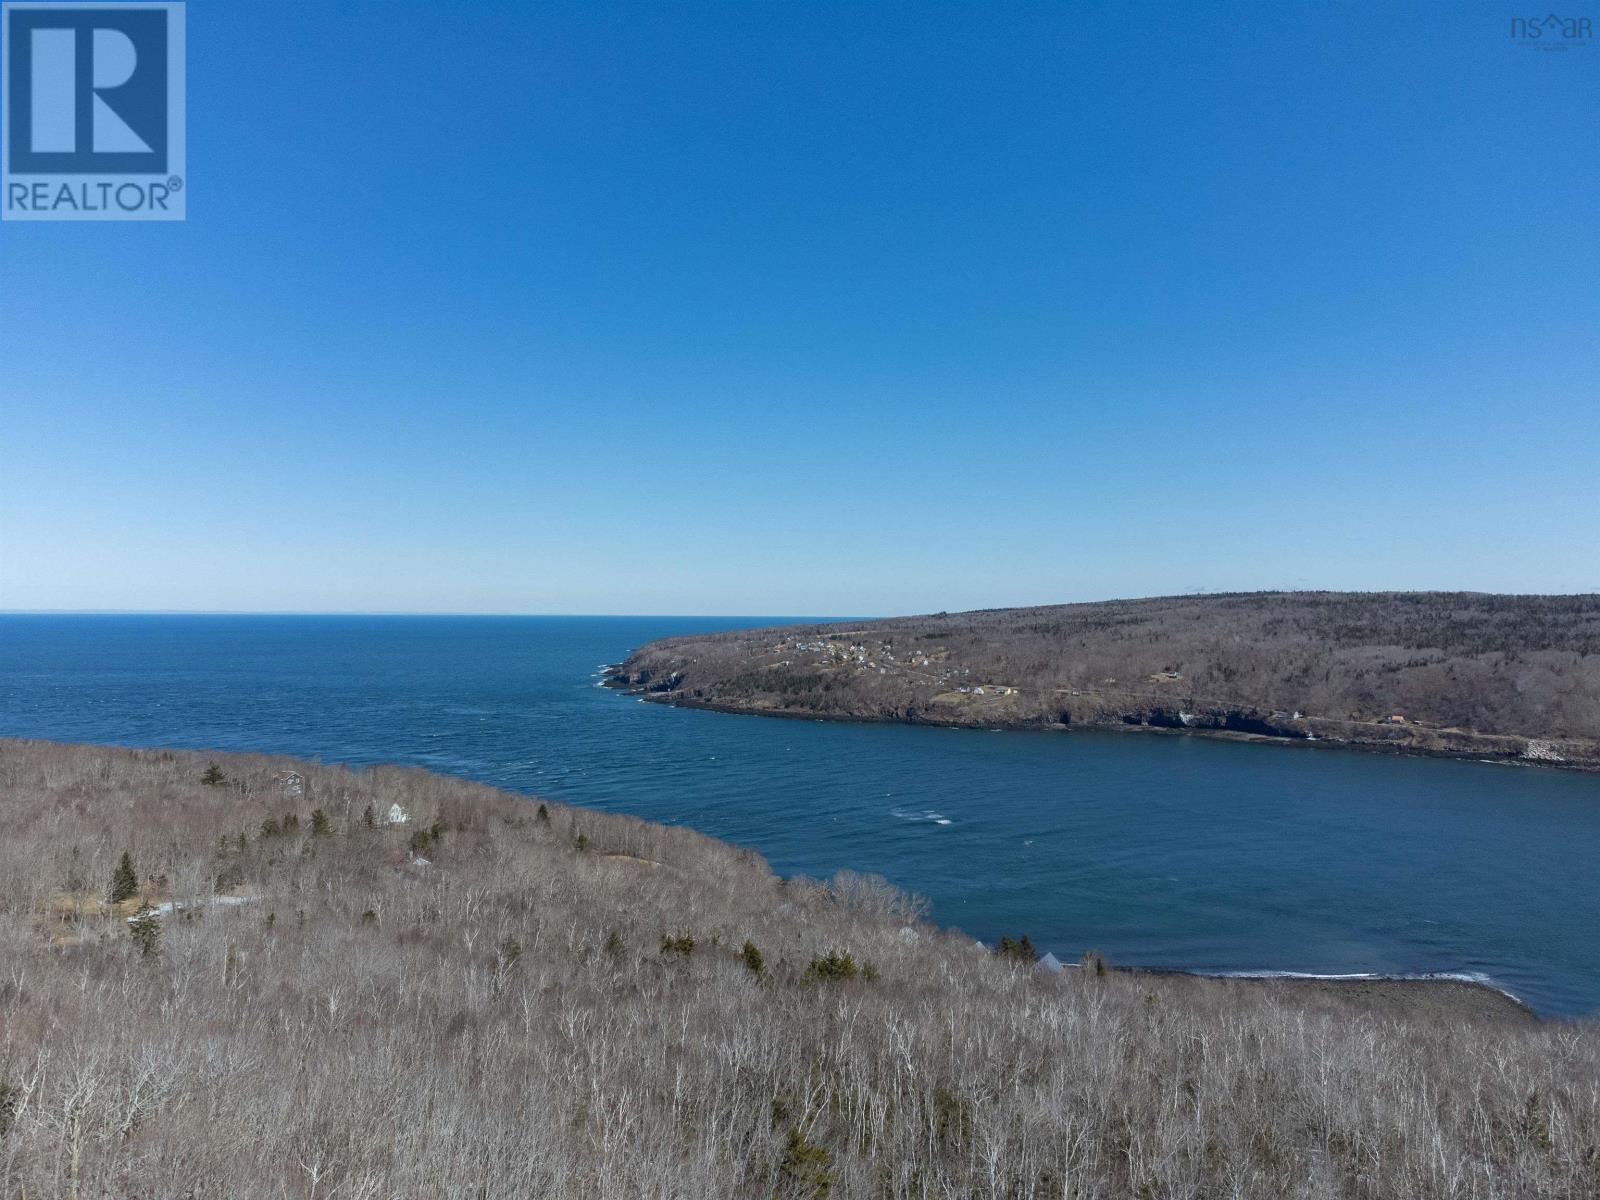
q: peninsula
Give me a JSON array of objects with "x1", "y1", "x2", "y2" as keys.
[{"x1": 610, "y1": 591, "x2": 1600, "y2": 769}]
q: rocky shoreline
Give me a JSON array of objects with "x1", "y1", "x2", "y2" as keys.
[
  {"x1": 605, "y1": 662, "x2": 1600, "y2": 774},
  {"x1": 604, "y1": 594, "x2": 1600, "y2": 773}
]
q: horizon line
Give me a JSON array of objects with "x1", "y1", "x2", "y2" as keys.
[
  {"x1": 5, "y1": 587, "x2": 1600, "y2": 620},
  {"x1": 0, "y1": 609, "x2": 851, "y2": 619}
]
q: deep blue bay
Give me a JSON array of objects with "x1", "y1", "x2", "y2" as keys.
[{"x1": 4, "y1": 613, "x2": 1599, "y2": 1015}]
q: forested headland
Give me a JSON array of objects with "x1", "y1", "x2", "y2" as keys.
[{"x1": 612, "y1": 591, "x2": 1600, "y2": 769}]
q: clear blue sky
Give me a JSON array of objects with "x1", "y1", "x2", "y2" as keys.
[{"x1": 1, "y1": 1, "x2": 1595, "y2": 614}]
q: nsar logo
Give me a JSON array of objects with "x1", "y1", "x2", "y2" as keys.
[
  {"x1": 1510, "y1": 12, "x2": 1594, "y2": 48},
  {"x1": 2, "y1": 2, "x2": 185, "y2": 221}
]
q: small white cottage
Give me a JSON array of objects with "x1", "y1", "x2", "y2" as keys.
[{"x1": 387, "y1": 803, "x2": 409, "y2": 825}]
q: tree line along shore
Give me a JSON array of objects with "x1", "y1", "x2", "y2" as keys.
[
  {"x1": 610, "y1": 591, "x2": 1600, "y2": 770},
  {"x1": 1, "y1": 738, "x2": 1595, "y2": 1198}
]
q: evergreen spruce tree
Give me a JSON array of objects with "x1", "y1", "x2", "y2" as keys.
[
  {"x1": 200, "y1": 762, "x2": 226, "y2": 786},
  {"x1": 741, "y1": 940, "x2": 765, "y2": 975},
  {"x1": 995, "y1": 935, "x2": 1038, "y2": 964},
  {"x1": 805, "y1": 951, "x2": 859, "y2": 982},
  {"x1": 109, "y1": 851, "x2": 138, "y2": 905},
  {"x1": 129, "y1": 906, "x2": 161, "y2": 956},
  {"x1": 310, "y1": 809, "x2": 333, "y2": 837},
  {"x1": 780, "y1": 1128, "x2": 835, "y2": 1197}
]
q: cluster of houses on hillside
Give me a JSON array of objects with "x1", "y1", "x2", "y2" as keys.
[
  {"x1": 777, "y1": 634, "x2": 960, "y2": 687},
  {"x1": 774, "y1": 633, "x2": 1035, "y2": 699}
]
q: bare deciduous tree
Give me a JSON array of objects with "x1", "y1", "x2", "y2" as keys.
[{"x1": 0, "y1": 739, "x2": 1594, "y2": 1198}]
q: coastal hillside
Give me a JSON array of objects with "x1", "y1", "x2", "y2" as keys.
[
  {"x1": 1, "y1": 739, "x2": 1595, "y2": 1197},
  {"x1": 612, "y1": 591, "x2": 1600, "y2": 768}
]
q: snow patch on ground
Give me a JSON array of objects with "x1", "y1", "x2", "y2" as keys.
[{"x1": 128, "y1": 893, "x2": 259, "y2": 921}]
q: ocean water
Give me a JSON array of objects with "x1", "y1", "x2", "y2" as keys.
[{"x1": 4, "y1": 613, "x2": 1599, "y2": 1015}]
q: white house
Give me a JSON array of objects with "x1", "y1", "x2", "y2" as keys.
[{"x1": 387, "y1": 803, "x2": 409, "y2": 825}]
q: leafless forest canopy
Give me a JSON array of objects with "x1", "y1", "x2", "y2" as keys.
[
  {"x1": 619, "y1": 592, "x2": 1600, "y2": 759},
  {"x1": 2, "y1": 740, "x2": 1597, "y2": 1198}
]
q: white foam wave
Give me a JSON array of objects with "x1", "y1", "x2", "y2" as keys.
[
  {"x1": 889, "y1": 808, "x2": 953, "y2": 826},
  {"x1": 1208, "y1": 968, "x2": 1522, "y2": 1003}
]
